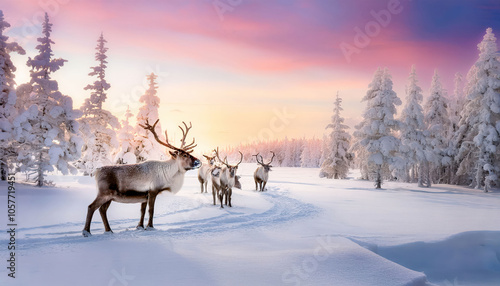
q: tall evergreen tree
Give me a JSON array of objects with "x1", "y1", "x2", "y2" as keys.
[
  {"x1": 13, "y1": 13, "x2": 82, "y2": 186},
  {"x1": 454, "y1": 66, "x2": 482, "y2": 186},
  {"x1": 300, "y1": 138, "x2": 321, "y2": 168},
  {"x1": 449, "y1": 73, "x2": 465, "y2": 135},
  {"x1": 135, "y1": 73, "x2": 165, "y2": 161},
  {"x1": 352, "y1": 68, "x2": 402, "y2": 188},
  {"x1": 115, "y1": 106, "x2": 137, "y2": 164},
  {"x1": 446, "y1": 72, "x2": 465, "y2": 184},
  {"x1": 424, "y1": 70, "x2": 450, "y2": 184},
  {"x1": 399, "y1": 66, "x2": 430, "y2": 186},
  {"x1": 320, "y1": 92, "x2": 351, "y2": 179},
  {"x1": 77, "y1": 33, "x2": 120, "y2": 175},
  {"x1": 319, "y1": 134, "x2": 328, "y2": 167},
  {"x1": 0, "y1": 10, "x2": 25, "y2": 180},
  {"x1": 456, "y1": 28, "x2": 500, "y2": 192}
]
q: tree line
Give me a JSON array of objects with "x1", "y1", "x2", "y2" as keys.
[{"x1": 320, "y1": 28, "x2": 500, "y2": 192}]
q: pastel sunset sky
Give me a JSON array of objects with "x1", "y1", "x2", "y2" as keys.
[{"x1": 3, "y1": 0, "x2": 500, "y2": 152}]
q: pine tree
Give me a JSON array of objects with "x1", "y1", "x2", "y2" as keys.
[
  {"x1": 77, "y1": 33, "x2": 120, "y2": 175},
  {"x1": 0, "y1": 10, "x2": 25, "y2": 180},
  {"x1": 115, "y1": 106, "x2": 137, "y2": 164},
  {"x1": 424, "y1": 70, "x2": 450, "y2": 184},
  {"x1": 300, "y1": 138, "x2": 321, "y2": 168},
  {"x1": 456, "y1": 28, "x2": 500, "y2": 192},
  {"x1": 319, "y1": 134, "x2": 328, "y2": 167},
  {"x1": 399, "y1": 66, "x2": 430, "y2": 186},
  {"x1": 282, "y1": 138, "x2": 303, "y2": 167},
  {"x1": 13, "y1": 13, "x2": 82, "y2": 186},
  {"x1": 135, "y1": 73, "x2": 165, "y2": 161},
  {"x1": 300, "y1": 141, "x2": 313, "y2": 168},
  {"x1": 454, "y1": 69, "x2": 480, "y2": 185},
  {"x1": 320, "y1": 92, "x2": 351, "y2": 179},
  {"x1": 352, "y1": 68, "x2": 402, "y2": 188},
  {"x1": 449, "y1": 73, "x2": 465, "y2": 135},
  {"x1": 446, "y1": 72, "x2": 465, "y2": 184}
]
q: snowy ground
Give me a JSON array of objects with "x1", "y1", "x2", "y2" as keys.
[{"x1": 1, "y1": 164, "x2": 499, "y2": 286}]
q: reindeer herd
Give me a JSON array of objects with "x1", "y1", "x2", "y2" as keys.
[{"x1": 83, "y1": 121, "x2": 275, "y2": 237}]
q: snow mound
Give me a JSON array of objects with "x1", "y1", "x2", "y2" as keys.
[
  {"x1": 281, "y1": 236, "x2": 431, "y2": 286},
  {"x1": 375, "y1": 231, "x2": 500, "y2": 285}
]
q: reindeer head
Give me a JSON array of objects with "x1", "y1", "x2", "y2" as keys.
[
  {"x1": 203, "y1": 154, "x2": 216, "y2": 166},
  {"x1": 253, "y1": 151, "x2": 275, "y2": 172},
  {"x1": 140, "y1": 119, "x2": 201, "y2": 171},
  {"x1": 215, "y1": 148, "x2": 243, "y2": 178}
]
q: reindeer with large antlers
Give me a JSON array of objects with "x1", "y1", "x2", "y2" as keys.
[
  {"x1": 82, "y1": 119, "x2": 201, "y2": 237},
  {"x1": 253, "y1": 151, "x2": 275, "y2": 192},
  {"x1": 214, "y1": 148, "x2": 242, "y2": 208}
]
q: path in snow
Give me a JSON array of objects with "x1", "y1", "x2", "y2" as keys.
[{"x1": 1, "y1": 185, "x2": 318, "y2": 252}]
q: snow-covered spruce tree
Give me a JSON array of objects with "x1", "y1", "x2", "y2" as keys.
[
  {"x1": 320, "y1": 92, "x2": 351, "y2": 179},
  {"x1": 114, "y1": 106, "x2": 137, "y2": 164},
  {"x1": 13, "y1": 13, "x2": 82, "y2": 187},
  {"x1": 445, "y1": 72, "x2": 465, "y2": 184},
  {"x1": 449, "y1": 73, "x2": 465, "y2": 135},
  {"x1": 424, "y1": 70, "x2": 450, "y2": 184},
  {"x1": 77, "y1": 33, "x2": 120, "y2": 175},
  {"x1": 399, "y1": 66, "x2": 430, "y2": 186},
  {"x1": 300, "y1": 141, "x2": 314, "y2": 168},
  {"x1": 456, "y1": 28, "x2": 500, "y2": 192},
  {"x1": 135, "y1": 73, "x2": 165, "y2": 161},
  {"x1": 352, "y1": 68, "x2": 402, "y2": 188},
  {"x1": 453, "y1": 66, "x2": 481, "y2": 186},
  {"x1": 300, "y1": 138, "x2": 321, "y2": 168},
  {"x1": 282, "y1": 138, "x2": 303, "y2": 167},
  {"x1": 319, "y1": 134, "x2": 328, "y2": 167},
  {"x1": 0, "y1": 11, "x2": 25, "y2": 180}
]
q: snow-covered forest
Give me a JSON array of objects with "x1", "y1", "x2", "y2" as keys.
[
  {"x1": 225, "y1": 28, "x2": 500, "y2": 192},
  {"x1": 1, "y1": 12, "x2": 499, "y2": 191}
]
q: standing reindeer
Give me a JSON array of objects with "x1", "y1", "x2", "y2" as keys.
[
  {"x1": 198, "y1": 154, "x2": 216, "y2": 193},
  {"x1": 82, "y1": 120, "x2": 200, "y2": 237},
  {"x1": 253, "y1": 151, "x2": 275, "y2": 192},
  {"x1": 211, "y1": 163, "x2": 223, "y2": 206},
  {"x1": 215, "y1": 148, "x2": 242, "y2": 208}
]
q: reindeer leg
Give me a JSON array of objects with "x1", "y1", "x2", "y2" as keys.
[
  {"x1": 255, "y1": 179, "x2": 258, "y2": 191},
  {"x1": 205, "y1": 181, "x2": 208, "y2": 193},
  {"x1": 137, "y1": 201, "x2": 147, "y2": 229},
  {"x1": 99, "y1": 200, "x2": 113, "y2": 233},
  {"x1": 200, "y1": 182, "x2": 204, "y2": 194},
  {"x1": 219, "y1": 189, "x2": 224, "y2": 208},
  {"x1": 83, "y1": 196, "x2": 108, "y2": 237},
  {"x1": 224, "y1": 187, "x2": 228, "y2": 206},
  {"x1": 228, "y1": 188, "x2": 232, "y2": 207},
  {"x1": 146, "y1": 191, "x2": 158, "y2": 230},
  {"x1": 212, "y1": 186, "x2": 216, "y2": 205},
  {"x1": 262, "y1": 181, "x2": 267, "y2": 192}
]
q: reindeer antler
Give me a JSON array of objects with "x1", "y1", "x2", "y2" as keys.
[
  {"x1": 215, "y1": 148, "x2": 243, "y2": 167},
  {"x1": 203, "y1": 154, "x2": 214, "y2": 160},
  {"x1": 253, "y1": 153, "x2": 265, "y2": 166},
  {"x1": 253, "y1": 151, "x2": 274, "y2": 166},
  {"x1": 140, "y1": 119, "x2": 196, "y2": 153},
  {"x1": 267, "y1": 151, "x2": 275, "y2": 165},
  {"x1": 214, "y1": 147, "x2": 228, "y2": 167},
  {"x1": 178, "y1": 122, "x2": 197, "y2": 151},
  {"x1": 235, "y1": 151, "x2": 243, "y2": 167}
]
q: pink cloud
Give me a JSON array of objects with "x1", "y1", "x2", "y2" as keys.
[{"x1": 4, "y1": 0, "x2": 481, "y2": 82}]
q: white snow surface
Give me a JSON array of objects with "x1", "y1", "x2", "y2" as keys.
[{"x1": 1, "y1": 164, "x2": 499, "y2": 286}]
